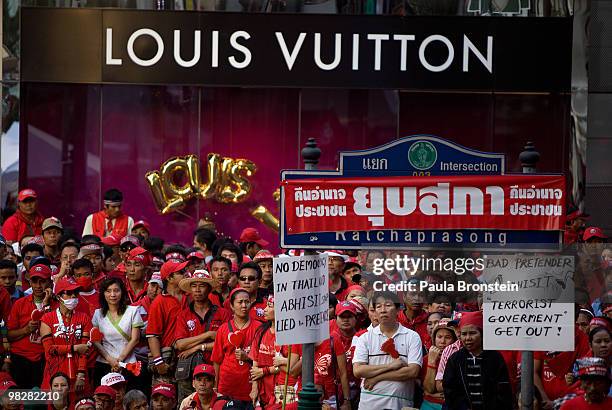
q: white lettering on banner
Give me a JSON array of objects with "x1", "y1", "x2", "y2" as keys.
[
  {"x1": 105, "y1": 29, "x2": 494, "y2": 73},
  {"x1": 481, "y1": 255, "x2": 575, "y2": 352},
  {"x1": 352, "y1": 183, "x2": 505, "y2": 226},
  {"x1": 273, "y1": 254, "x2": 329, "y2": 345}
]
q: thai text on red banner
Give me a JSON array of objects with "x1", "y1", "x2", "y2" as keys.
[{"x1": 282, "y1": 175, "x2": 565, "y2": 234}]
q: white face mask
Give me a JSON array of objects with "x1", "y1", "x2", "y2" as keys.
[{"x1": 61, "y1": 298, "x2": 79, "y2": 311}]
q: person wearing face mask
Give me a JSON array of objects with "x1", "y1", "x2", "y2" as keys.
[
  {"x1": 39, "y1": 276, "x2": 92, "y2": 396},
  {"x1": 72, "y1": 259, "x2": 100, "y2": 317}
]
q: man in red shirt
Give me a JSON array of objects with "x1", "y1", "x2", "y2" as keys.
[
  {"x1": 2, "y1": 189, "x2": 44, "y2": 245},
  {"x1": 124, "y1": 247, "x2": 150, "y2": 304},
  {"x1": 238, "y1": 227, "x2": 269, "y2": 259},
  {"x1": 146, "y1": 260, "x2": 188, "y2": 385},
  {"x1": 72, "y1": 259, "x2": 100, "y2": 317},
  {"x1": 208, "y1": 257, "x2": 231, "y2": 307},
  {"x1": 175, "y1": 270, "x2": 231, "y2": 403},
  {"x1": 559, "y1": 358, "x2": 612, "y2": 410},
  {"x1": 222, "y1": 262, "x2": 267, "y2": 322},
  {"x1": 398, "y1": 291, "x2": 431, "y2": 349},
  {"x1": 41, "y1": 217, "x2": 63, "y2": 263},
  {"x1": 6, "y1": 263, "x2": 52, "y2": 388},
  {"x1": 82, "y1": 189, "x2": 134, "y2": 240},
  {"x1": 327, "y1": 252, "x2": 349, "y2": 301},
  {"x1": 179, "y1": 364, "x2": 227, "y2": 410},
  {"x1": 331, "y1": 301, "x2": 360, "y2": 407}
]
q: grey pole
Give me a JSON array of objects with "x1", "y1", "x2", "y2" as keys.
[
  {"x1": 297, "y1": 138, "x2": 322, "y2": 409},
  {"x1": 518, "y1": 141, "x2": 540, "y2": 410}
]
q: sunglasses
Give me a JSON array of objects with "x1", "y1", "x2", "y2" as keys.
[{"x1": 239, "y1": 276, "x2": 257, "y2": 282}]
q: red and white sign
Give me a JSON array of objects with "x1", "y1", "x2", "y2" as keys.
[{"x1": 282, "y1": 175, "x2": 565, "y2": 234}]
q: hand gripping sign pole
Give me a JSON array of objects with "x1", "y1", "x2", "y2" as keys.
[
  {"x1": 297, "y1": 138, "x2": 323, "y2": 409},
  {"x1": 519, "y1": 141, "x2": 540, "y2": 410}
]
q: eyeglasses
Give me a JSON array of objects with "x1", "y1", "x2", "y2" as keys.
[{"x1": 239, "y1": 276, "x2": 257, "y2": 282}]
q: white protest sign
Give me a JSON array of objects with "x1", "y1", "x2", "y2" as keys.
[
  {"x1": 480, "y1": 255, "x2": 575, "y2": 352},
  {"x1": 273, "y1": 254, "x2": 329, "y2": 345}
]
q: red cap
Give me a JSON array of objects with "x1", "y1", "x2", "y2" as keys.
[
  {"x1": 127, "y1": 247, "x2": 151, "y2": 266},
  {"x1": 152, "y1": 382, "x2": 176, "y2": 399},
  {"x1": 101, "y1": 234, "x2": 121, "y2": 247},
  {"x1": 583, "y1": 227, "x2": 608, "y2": 241},
  {"x1": 29, "y1": 264, "x2": 52, "y2": 280},
  {"x1": 165, "y1": 252, "x2": 186, "y2": 262},
  {"x1": 0, "y1": 379, "x2": 16, "y2": 395},
  {"x1": 75, "y1": 398, "x2": 96, "y2": 410},
  {"x1": 253, "y1": 250, "x2": 274, "y2": 261},
  {"x1": 18, "y1": 189, "x2": 37, "y2": 201},
  {"x1": 193, "y1": 363, "x2": 215, "y2": 378},
  {"x1": 54, "y1": 276, "x2": 81, "y2": 295},
  {"x1": 120, "y1": 235, "x2": 141, "y2": 248},
  {"x1": 458, "y1": 311, "x2": 483, "y2": 330},
  {"x1": 348, "y1": 298, "x2": 366, "y2": 315},
  {"x1": 590, "y1": 317, "x2": 612, "y2": 331},
  {"x1": 133, "y1": 220, "x2": 151, "y2": 233},
  {"x1": 336, "y1": 301, "x2": 358, "y2": 316},
  {"x1": 187, "y1": 251, "x2": 205, "y2": 261},
  {"x1": 160, "y1": 260, "x2": 189, "y2": 280},
  {"x1": 94, "y1": 385, "x2": 117, "y2": 400},
  {"x1": 239, "y1": 228, "x2": 269, "y2": 247},
  {"x1": 576, "y1": 357, "x2": 609, "y2": 378}
]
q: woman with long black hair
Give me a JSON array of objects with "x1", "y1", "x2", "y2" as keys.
[
  {"x1": 249, "y1": 296, "x2": 300, "y2": 408},
  {"x1": 92, "y1": 277, "x2": 143, "y2": 387}
]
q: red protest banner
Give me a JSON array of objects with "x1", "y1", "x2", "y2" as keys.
[{"x1": 282, "y1": 174, "x2": 565, "y2": 234}]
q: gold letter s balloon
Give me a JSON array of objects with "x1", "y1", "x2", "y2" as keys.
[{"x1": 218, "y1": 159, "x2": 257, "y2": 204}]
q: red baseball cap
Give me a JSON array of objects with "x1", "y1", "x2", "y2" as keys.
[
  {"x1": 101, "y1": 234, "x2": 121, "y2": 247},
  {"x1": 583, "y1": 227, "x2": 608, "y2": 241},
  {"x1": 127, "y1": 247, "x2": 151, "y2": 266},
  {"x1": 0, "y1": 379, "x2": 16, "y2": 395},
  {"x1": 335, "y1": 301, "x2": 358, "y2": 316},
  {"x1": 94, "y1": 385, "x2": 117, "y2": 400},
  {"x1": 152, "y1": 382, "x2": 176, "y2": 399},
  {"x1": 187, "y1": 251, "x2": 205, "y2": 261},
  {"x1": 239, "y1": 228, "x2": 269, "y2": 247},
  {"x1": 17, "y1": 189, "x2": 37, "y2": 201},
  {"x1": 160, "y1": 260, "x2": 189, "y2": 281},
  {"x1": 193, "y1": 363, "x2": 215, "y2": 378},
  {"x1": 133, "y1": 220, "x2": 151, "y2": 233},
  {"x1": 29, "y1": 264, "x2": 52, "y2": 280},
  {"x1": 54, "y1": 277, "x2": 81, "y2": 295}
]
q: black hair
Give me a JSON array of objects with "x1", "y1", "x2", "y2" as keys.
[
  {"x1": 239, "y1": 261, "x2": 262, "y2": 280},
  {"x1": 589, "y1": 323, "x2": 612, "y2": 344},
  {"x1": 21, "y1": 243, "x2": 44, "y2": 256},
  {"x1": 238, "y1": 241, "x2": 256, "y2": 254},
  {"x1": 60, "y1": 241, "x2": 80, "y2": 254},
  {"x1": 103, "y1": 188, "x2": 123, "y2": 202},
  {"x1": 0, "y1": 260, "x2": 17, "y2": 274},
  {"x1": 81, "y1": 235, "x2": 101, "y2": 246},
  {"x1": 58, "y1": 229, "x2": 80, "y2": 249},
  {"x1": 217, "y1": 242, "x2": 243, "y2": 264},
  {"x1": 99, "y1": 277, "x2": 129, "y2": 316},
  {"x1": 194, "y1": 228, "x2": 217, "y2": 251},
  {"x1": 209, "y1": 256, "x2": 231, "y2": 271},
  {"x1": 102, "y1": 245, "x2": 114, "y2": 260},
  {"x1": 211, "y1": 238, "x2": 235, "y2": 259},
  {"x1": 342, "y1": 262, "x2": 362, "y2": 273},
  {"x1": 72, "y1": 258, "x2": 94, "y2": 273},
  {"x1": 143, "y1": 236, "x2": 164, "y2": 253},
  {"x1": 372, "y1": 291, "x2": 401, "y2": 310},
  {"x1": 329, "y1": 293, "x2": 338, "y2": 308}
]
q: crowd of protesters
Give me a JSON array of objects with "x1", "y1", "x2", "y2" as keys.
[{"x1": 0, "y1": 188, "x2": 608, "y2": 410}]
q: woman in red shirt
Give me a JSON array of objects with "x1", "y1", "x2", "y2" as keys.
[
  {"x1": 211, "y1": 288, "x2": 260, "y2": 406},
  {"x1": 39, "y1": 277, "x2": 92, "y2": 396},
  {"x1": 249, "y1": 296, "x2": 300, "y2": 408},
  {"x1": 421, "y1": 320, "x2": 457, "y2": 410}
]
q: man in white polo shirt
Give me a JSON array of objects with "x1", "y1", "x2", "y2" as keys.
[{"x1": 353, "y1": 290, "x2": 423, "y2": 409}]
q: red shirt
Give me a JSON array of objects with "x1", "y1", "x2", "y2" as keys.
[
  {"x1": 176, "y1": 303, "x2": 231, "y2": 363},
  {"x1": 331, "y1": 330, "x2": 357, "y2": 385},
  {"x1": 7, "y1": 294, "x2": 44, "y2": 361},
  {"x1": 92, "y1": 273, "x2": 107, "y2": 292},
  {"x1": 398, "y1": 309, "x2": 431, "y2": 349},
  {"x1": 0, "y1": 287, "x2": 12, "y2": 323},
  {"x1": 187, "y1": 393, "x2": 227, "y2": 410},
  {"x1": 534, "y1": 327, "x2": 591, "y2": 400},
  {"x1": 559, "y1": 395, "x2": 612, "y2": 410},
  {"x1": 146, "y1": 294, "x2": 181, "y2": 347},
  {"x1": 1, "y1": 211, "x2": 44, "y2": 243},
  {"x1": 124, "y1": 280, "x2": 148, "y2": 304},
  {"x1": 40, "y1": 309, "x2": 92, "y2": 389},
  {"x1": 211, "y1": 319, "x2": 260, "y2": 402},
  {"x1": 249, "y1": 328, "x2": 299, "y2": 407},
  {"x1": 292, "y1": 338, "x2": 344, "y2": 399},
  {"x1": 78, "y1": 290, "x2": 100, "y2": 317},
  {"x1": 208, "y1": 289, "x2": 228, "y2": 308}
]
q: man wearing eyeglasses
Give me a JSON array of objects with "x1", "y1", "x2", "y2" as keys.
[{"x1": 223, "y1": 262, "x2": 268, "y2": 323}]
